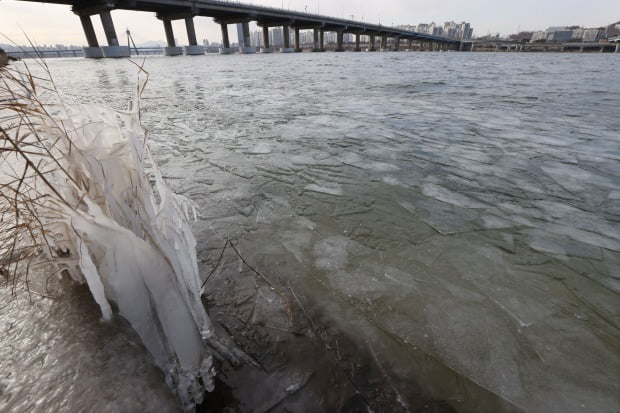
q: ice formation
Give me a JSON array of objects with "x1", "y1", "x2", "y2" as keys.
[{"x1": 0, "y1": 65, "x2": 215, "y2": 411}]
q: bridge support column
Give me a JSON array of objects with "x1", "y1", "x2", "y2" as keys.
[
  {"x1": 393, "y1": 37, "x2": 400, "y2": 51},
  {"x1": 615, "y1": 42, "x2": 619, "y2": 53},
  {"x1": 354, "y1": 34, "x2": 361, "y2": 51},
  {"x1": 335, "y1": 30, "x2": 345, "y2": 52},
  {"x1": 184, "y1": 17, "x2": 204, "y2": 55},
  {"x1": 79, "y1": 15, "x2": 103, "y2": 58},
  {"x1": 312, "y1": 28, "x2": 321, "y2": 51},
  {"x1": 319, "y1": 30, "x2": 325, "y2": 51},
  {"x1": 368, "y1": 34, "x2": 376, "y2": 51},
  {"x1": 239, "y1": 22, "x2": 256, "y2": 53},
  {"x1": 294, "y1": 28, "x2": 302, "y2": 52},
  {"x1": 407, "y1": 39, "x2": 413, "y2": 51},
  {"x1": 99, "y1": 10, "x2": 129, "y2": 58},
  {"x1": 380, "y1": 35, "x2": 388, "y2": 51},
  {"x1": 220, "y1": 23, "x2": 234, "y2": 54},
  {"x1": 260, "y1": 26, "x2": 272, "y2": 53},
  {"x1": 280, "y1": 24, "x2": 293, "y2": 52},
  {"x1": 162, "y1": 19, "x2": 182, "y2": 56}
]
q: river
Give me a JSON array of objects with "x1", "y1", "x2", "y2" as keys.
[{"x1": 2, "y1": 51, "x2": 619, "y2": 412}]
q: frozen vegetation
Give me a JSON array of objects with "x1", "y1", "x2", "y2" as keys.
[{"x1": 0, "y1": 62, "x2": 217, "y2": 411}]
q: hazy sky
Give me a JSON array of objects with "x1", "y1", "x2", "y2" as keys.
[{"x1": 1, "y1": 0, "x2": 619, "y2": 46}]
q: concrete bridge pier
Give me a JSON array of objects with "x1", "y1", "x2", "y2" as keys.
[
  {"x1": 260, "y1": 26, "x2": 273, "y2": 53},
  {"x1": 183, "y1": 17, "x2": 205, "y2": 55},
  {"x1": 319, "y1": 30, "x2": 325, "y2": 51},
  {"x1": 78, "y1": 15, "x2": 103, "y2": 58},
  {"x1": 162, "y1": 19, "x2": 182, "y2": 56},
  {"x1": 280, "y1": 24, "x2": 294, "y2": 53},
  {"x1": 380, "y1": 35, "x2": 388, "y2": 52},
  {"x1": 368, "y1": 34, "x2": 376, "y2": 51},
  {"x1": 393, "y1": 37, "x2": 401, "y2": 51},
  {"x1": 406, "y1": 38, "x2": 413, "y2": 51},
  {"x1": 99, "y1": 10, "x2": 130, "y2": 58},
  {"x1": 616, "y1": 42, "x2": 619, "y2": 53},
  {"x1": 238, "y1": 22, "x2": 256, "y2": 53},
  {"x1": 219, "y1": 23, "x2": 235, "y2": 54},
  {"x1": 354, "y1": 34, "x2": 361, "y2": 52},
  {"x1": 335, "y1": 30, "x2": 345, "y2": 52},
  {"x1": 294, "y1": 28, "x2": 302, "y2": 52},
  {"x1": 312, "y1": 28, "x2": 321, "y2": 52}
]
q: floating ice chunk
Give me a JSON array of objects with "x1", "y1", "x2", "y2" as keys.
[
  {"x1": 341, "y1": 152, "x2": 400, "y2": 172},
  {"x1": 480, "y1": 214, "x2": 517, "y2": 230},
  {"x1": 540, "y1": 163, "x2": 617, "y2": 194},
  {"x1": 609, "y1": 190, "x2": 620, "y2": 200},
  {"x1": 313, "y1": 236, "x2": 349, "y2": 271},
  {"x1": 382, "y1": 176, "x2": 407, "y2": 187},
  {"x1": 422, "y1": 183, "x2": 487, "y2": 209},
  {"x1": 244, "y1": 143, "x2": 273, "y2": 155},
  {"x1": 290, "y1": 154, "x2": 315, "y2": 166},
  {"x1": 305, "y1": 184, "x2": 343, "y2": 196}
]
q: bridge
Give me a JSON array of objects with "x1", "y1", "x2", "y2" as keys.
[
  {"x1": 17, "y1": 0, "x2": 462, "y2": 58},
  {"x1": 461, "y1": 39, "x2": 619, "y2": 53}
]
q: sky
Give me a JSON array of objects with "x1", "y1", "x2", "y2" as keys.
[{"x1": 1, "y1": 0, "x2": 619, "y2": 46}]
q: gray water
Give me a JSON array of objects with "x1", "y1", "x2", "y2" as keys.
[{"x1": 4, "y1": 52, "x2": 620, "y2": 412}]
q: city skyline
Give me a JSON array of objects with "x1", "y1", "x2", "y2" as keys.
[{"x1": 1, "y1": 0, "x2": 619, "y2": 46}]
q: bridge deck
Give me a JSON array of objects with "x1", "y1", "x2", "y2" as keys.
[{"x1": 17, "y1": 0, "x2": 459, "y2": 43}]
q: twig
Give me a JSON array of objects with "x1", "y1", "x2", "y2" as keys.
[
  {"x1": 200, "y1": 239, "x2": 229, "y2": 290},
  {"x1": 288, "y1": 284, "x2": 371, "y2": 407}
]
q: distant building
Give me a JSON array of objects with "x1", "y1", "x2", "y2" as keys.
[
  {"x1": 251, "y1": 30, "x2": 263, "y2": 47},
  {"x1": 582, "y1": 28, "x2": 603, "y2": 42},
  {"x1": 607, "y1": 22, "x2": 620, "y2": 37},
  {"x1": 547, "y1": 29, "x2": 573, "y2": 43},
  {"x1": 528, "y1": 25, "x2": 606, "y2": 43},
  {"x1": 531, "y1": 31, "x2": 547, "y2": 42},
  {"x1": 509, "y1": 32, "x2": 534, "y2": 42},
  {"x1": 236, "y1": 24, "x2": 245, "y2": 47},
  {"x1": 404, "y1": 21, "x2": 473, "y2": 40},
  {"x1": 270, "y1": 27, "x2": 283, "y2": 47}
]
